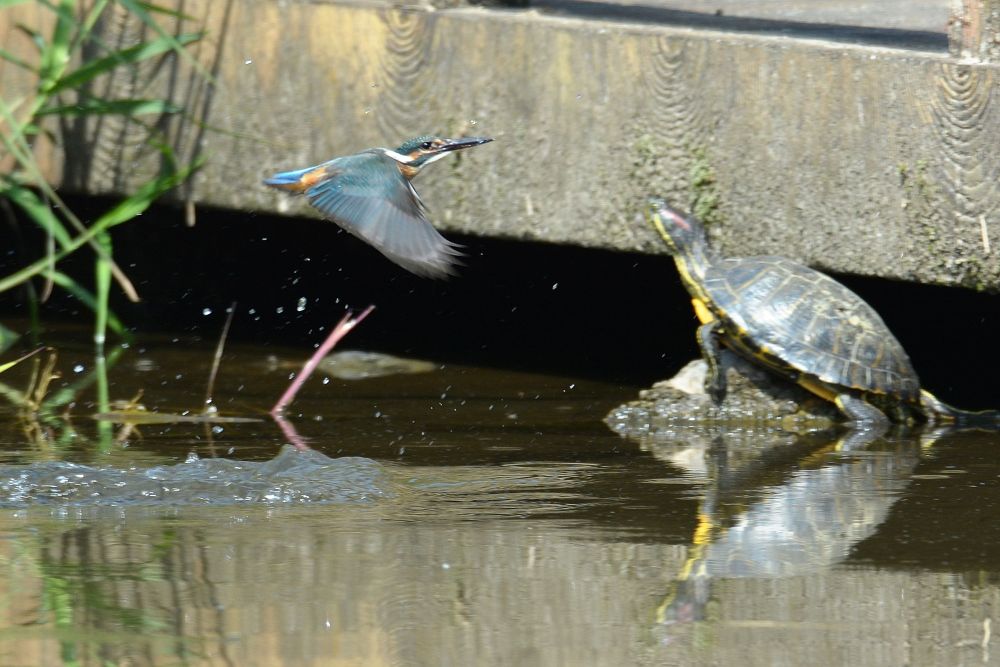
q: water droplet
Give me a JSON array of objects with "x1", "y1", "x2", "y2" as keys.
[
  {"x1": 202, "y1": 307, "x2": 213, "y2": 316},
  {"x1": 552, "y1": 282, "x2": 559, "y2": 290},
  {"x1": 296, "y1": 297, "x2": 307, "y2": 312},
  {"x1": 322, "y1": 377, "x2": 330, "y2": 385},
  {"x1": 244, "y1": 58, "x2": 253, "y2": 65},
  {"x1": 212, "y1": 425, "x2": 224, "y2": 434},
  {"x1": 72, "y1": 364, "x2": 85, "y2": 373},
  {"x1": 276, "y1": 306, "x2": 284, "y2": 314}
]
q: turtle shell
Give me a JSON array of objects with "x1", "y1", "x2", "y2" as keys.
[{"x1": 701, "y1": 256, "x2": 921, "y2": 403}]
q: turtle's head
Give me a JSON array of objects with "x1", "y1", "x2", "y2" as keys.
[{"x1": 647, "y1": 199, "x2": 705, "y2": 257}]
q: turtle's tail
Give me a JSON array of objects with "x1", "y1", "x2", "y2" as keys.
[{"x1": 921, "y1": 390, "x2": 1000, "y2": 428}]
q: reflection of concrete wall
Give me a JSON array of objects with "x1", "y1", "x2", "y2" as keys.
[
  {"x1": 0, "y1": 509, "x2": 996, "y2": 666},
  {"x1": 4, "y1": 1, "x2": 1000, "y2": 290}
]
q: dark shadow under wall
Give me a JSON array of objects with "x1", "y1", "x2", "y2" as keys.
[{"x1": 2, "y1": 196, "x2": 999, "y2": 409}]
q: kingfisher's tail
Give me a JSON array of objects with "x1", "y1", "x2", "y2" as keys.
[{"x1": 263, "y1": 166, "x2": 315, "y2": 191}]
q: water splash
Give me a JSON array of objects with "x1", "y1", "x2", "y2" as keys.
[{"x1": 0, "y1": 446, "x2": 392, "y2": 508}]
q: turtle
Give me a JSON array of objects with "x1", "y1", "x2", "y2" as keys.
[{"x1": 647, "y1": 198, "x2": 995, "y2": 427}]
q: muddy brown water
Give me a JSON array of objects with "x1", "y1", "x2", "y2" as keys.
[{"x1": 0, "y1": 331, "x2": 999, "y2": 666}]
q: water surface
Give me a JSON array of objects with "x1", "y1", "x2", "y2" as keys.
[{"x1": 0, "y1": 335, "x2": 998, "y2": 666}]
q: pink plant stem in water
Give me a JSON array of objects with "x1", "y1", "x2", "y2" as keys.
[
  {"x1": 271, "y1": 412, "x2": 309, "y2": 451},
  {"x1": 270, "y1": 305, "x2": 375, "y2": 416}
]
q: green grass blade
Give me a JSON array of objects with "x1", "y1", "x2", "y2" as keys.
[
  {"x1": 14, "y1": 23, "x2": 46, "y2": 54},
  {"x1": 37, "y1": 98, "x2": 182, "y2": 117},
  {"x1": 37, "y1": 0, "x2": 76, "y2": 93},
  {"x1": 0, "y1": 347, "x2": 45, "y2": 375},
  {"x1": 0, "y1": 89, "x2": 50, "y2": 175},
  {"x1": 50, "y1": 32, "x2": 203, "y2": 94},
  {"x1": 94, "y1": 232, "x2": 112, "y2": 345},
  {"x1": 94, "y1": 155, "x2": 204, "y2": 229},
  {"x1": 116, "y1": 0, "x2": 212, "y2": 80},
  {"x1": 0, "y1": 156, "x2": 204, "y2": 295},
  {"x1": 134, "y1": 1, "x2": 197, "y2": 21},
  {"x1": 1, "y1": 182, "x2": 75, "y2": 247},
  {"x1": 70, "y1": 0, "x2": 111, "y2": 54},
  {"x1": 41, "y1": 269, "x2": 126, "y2": 338},
  {"x1": 0, "y1": 46, "x2": 33, "y2": 70},
  {"x1": 0, "y1": 324, "x2": 19, "y2": 355}
]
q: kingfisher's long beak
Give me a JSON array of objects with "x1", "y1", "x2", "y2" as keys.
[{"x1": 436, "y1": 136, "x2": 493, "y2": 154}]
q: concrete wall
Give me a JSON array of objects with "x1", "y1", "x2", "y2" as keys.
[{"x1": 4, "y1": 0, "x2": 1000, "y2": 290}]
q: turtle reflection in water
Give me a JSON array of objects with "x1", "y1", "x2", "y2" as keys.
[{"x1": 647, "y1": 199, "x2": 997, "y2": 428}]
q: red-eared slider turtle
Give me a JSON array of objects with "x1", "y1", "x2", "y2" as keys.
[{"x1": 647, "y1": 199, "x2": 993, "y2": 427}]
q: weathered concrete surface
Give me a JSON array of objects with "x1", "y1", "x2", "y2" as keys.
[
  {"x1": 4, "y1": 0, "x2": 1000, "y2": 289},
  {"x1": 616, "y1": 1, "x2": 949, "y2": 32}
]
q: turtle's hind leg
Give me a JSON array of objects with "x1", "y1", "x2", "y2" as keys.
[{"x1": 835, "y1": 393, "x2": 890, "y2": 428}]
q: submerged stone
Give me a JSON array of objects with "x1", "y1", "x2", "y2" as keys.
[
  {"x1": 605, "y1": 349, "x2": 840, "y2": 438},
  {"x1": 269, "y1": 350, "x2": 438, "y2": 380},
  {"x1": 318, "y1": 350, "x2": 438, "y2": 380}
]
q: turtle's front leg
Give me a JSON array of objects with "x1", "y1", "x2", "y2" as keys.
[{"x1": 696, "y1": 320, "x2": 726, "y2": 402}]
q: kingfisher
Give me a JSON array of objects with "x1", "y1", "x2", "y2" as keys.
[{"x1": 264, "y1": 135, "x2": 492, "y2": 278}]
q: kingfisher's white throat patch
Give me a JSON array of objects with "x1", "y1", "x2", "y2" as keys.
[{"x1": 381, "y1": 148, "x2": 415, "y2": 164}]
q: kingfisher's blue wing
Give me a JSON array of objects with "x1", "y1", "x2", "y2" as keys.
[{"x1": 303, "y1": 152, "x2": 462, "y2": 278}]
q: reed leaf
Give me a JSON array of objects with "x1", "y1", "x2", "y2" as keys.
[
  {"x1": 44, "y1": 270, "x2": 126, "y2": 337},
  {"x1": 1, "y1": 0, "x2": 208, "y2": 335},
  {"x1": 0, "y1": 182, "x2": 74, "y2": 247},
  {"x1": 0, "y1": 151, "x2": 203, "y2": 294},
  {"x1": 0, "y1": 347, "x2": 45, "y2": 375},
  {"x1": 0, "y1": 46, "x2": 32, "y2": 70},
  {"x1": 37, "y1": 0, "x2": 75, "y2": 94},
  {"x1": 37, "y1": 98, "x2": 182, "y2": 117},
  {"x1": 49, "y1": 32, "x2": 202, "y2": 94}
]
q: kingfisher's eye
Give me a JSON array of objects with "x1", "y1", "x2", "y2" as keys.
[{"x1": 420, "y1": 141, "x2": 433, "y2": 150}]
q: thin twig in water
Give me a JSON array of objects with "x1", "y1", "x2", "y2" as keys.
[
  {"x1": 0, "y1": 346, "x2": 45, "y2": 374},
  {"x1": 204, "y1": 302, "x2": 237, "y2": 413},
  {"x1": 271, "y1": 305, "x2": 375, "y2": 415},
  {"x1": 980, "y1": 215, "x2": 991, "y2": 255}
]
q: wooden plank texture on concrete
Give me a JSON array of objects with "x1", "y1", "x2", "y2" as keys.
[{"x1": 3, "y1": 0, "x2": 1000, "y2": 290}]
